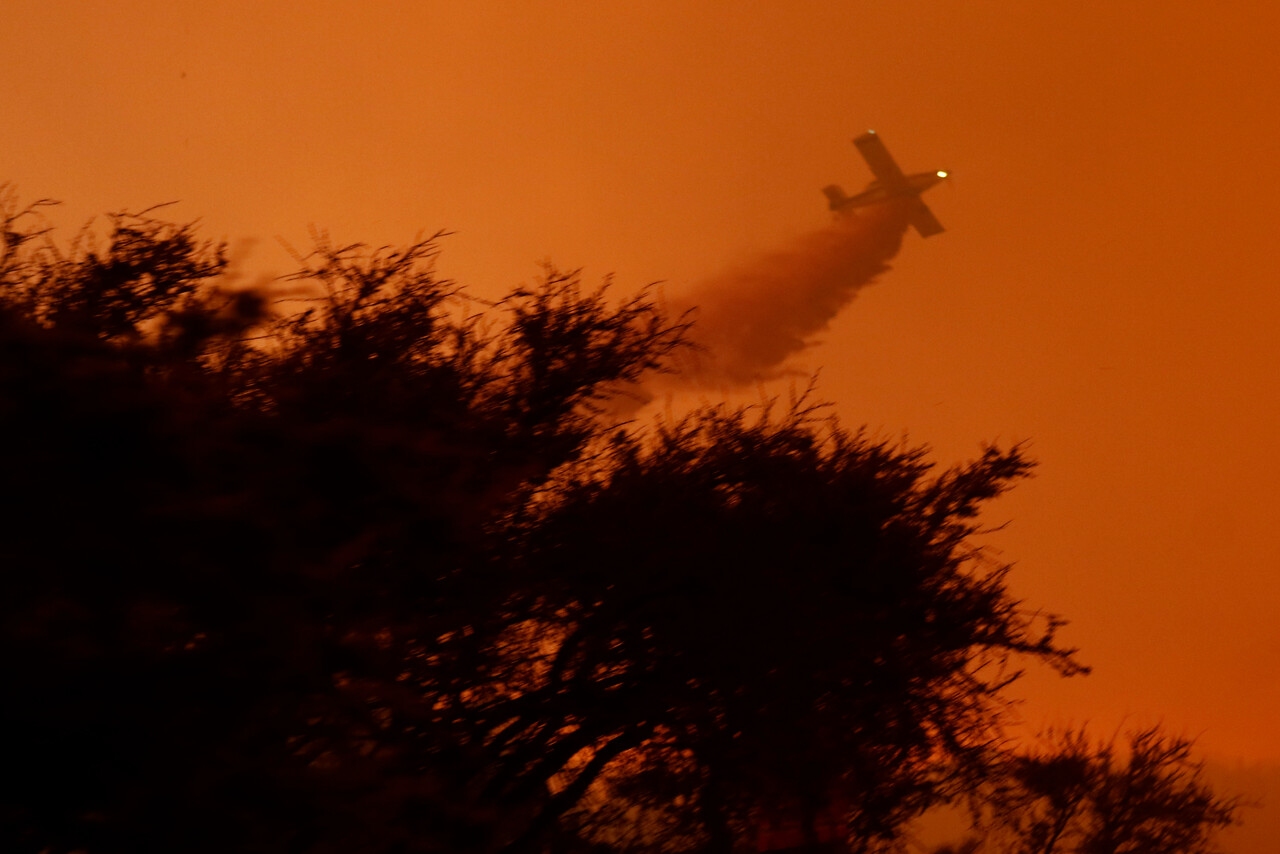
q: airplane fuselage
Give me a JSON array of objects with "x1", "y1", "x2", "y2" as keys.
[
  {"x1": 836, "y1": 171, "x2": 947, "y2": 210},
  {"x1": 823, "y1": 131, "x2": 948, "y2": 237}
]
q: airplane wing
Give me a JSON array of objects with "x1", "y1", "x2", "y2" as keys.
[
  {"x1": 854, "y1": 131, "x2": 906, "y2": 185},
  {"x1": 907, "y1": 198, "x2": 945, "y2": 237}
]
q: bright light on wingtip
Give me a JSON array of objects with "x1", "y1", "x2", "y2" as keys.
[{"x1": 937, "y1": 171, "x2": 948, "y2": 178}]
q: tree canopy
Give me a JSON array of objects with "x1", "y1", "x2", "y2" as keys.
[
  {"x1": 0, "y1": 191, "x2": 1236, "y2": 854},
  {"x1": 972, "y1": 726, "x2": 1241, "y2": 854}
]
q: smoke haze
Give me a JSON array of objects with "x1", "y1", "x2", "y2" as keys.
[{"x1": 624, "y1": 201, "x2": 912, "y2": 410}]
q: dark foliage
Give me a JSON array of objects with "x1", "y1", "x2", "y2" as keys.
[
  {"x1": 1, "y1": 190, "x2": 1223, "y2": 854},
  {"x1": 447, "y1": 404, "x2": 1083, "y2": 854},
  {"x1": 974, "y1": 726, "x2": 1241, "y2": 854},
  {"x1": 0, "y1": 193, "x2": 683, "y2": 854}
]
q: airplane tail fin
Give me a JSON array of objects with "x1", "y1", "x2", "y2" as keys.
[{"x1": 821, "y1": 184, "x2": 849, "y2": 211}]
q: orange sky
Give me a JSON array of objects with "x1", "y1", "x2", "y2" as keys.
[{"x1": 6, "y1": 0, "x2": 1278, "y2": 813}]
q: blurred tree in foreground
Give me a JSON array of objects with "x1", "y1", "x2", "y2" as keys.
[{"x1": 0, "y1": 190, "x2": 1238, "y2": 854}]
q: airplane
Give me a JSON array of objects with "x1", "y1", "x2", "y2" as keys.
[{"x1": 822, "y1": 130, "x2": 949, "y2": 237}]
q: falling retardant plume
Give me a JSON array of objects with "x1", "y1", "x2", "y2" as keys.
[{"x1": 613, "y1": 199, "x2": 913, "y2": 413}]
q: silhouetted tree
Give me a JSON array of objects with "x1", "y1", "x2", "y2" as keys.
[
  {"x1": 0, "y1": 190, "x2": 1101, "y2": 854},
  {"x1": 437, "y1": 403, "x2": 1086, "y2": 854},
  {"x1": 0, "y1": 192, "x2": 685, "y2": 854},
  {"x1": 974, "y1": 726, "x2": 1240, "y2": 854}
]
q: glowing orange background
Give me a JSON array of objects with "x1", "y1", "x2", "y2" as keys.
[{"x1": 5, "y1": 0, "x2": 1278, "y2": 843}]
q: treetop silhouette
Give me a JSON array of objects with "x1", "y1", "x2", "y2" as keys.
[{"x1": 0, "y1": 191, "x2": 1235, "y2": 854}]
